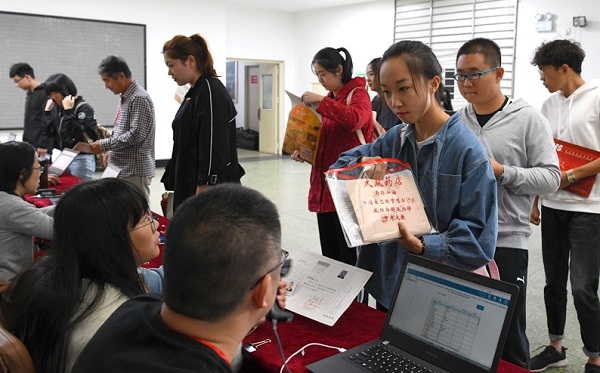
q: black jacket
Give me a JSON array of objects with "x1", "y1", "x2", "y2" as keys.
[
  {"x1": 161, "y1": 74, "x2": 245, "y2": 210},
  {"x1": 23, "y1": 85, "x2": 54, "y2": 149},
  {"x1": 42, "y1": 96, "x2": 98, "y2": 150}
]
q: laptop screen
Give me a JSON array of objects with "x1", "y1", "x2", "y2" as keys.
[
  {"x1": 387, "y1": 261, "x2": 512, "y2": 371},
  {"x1": 48, "y1": 148, "x2": 79, "y2": 176}
]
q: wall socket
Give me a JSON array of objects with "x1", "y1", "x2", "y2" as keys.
[{"x1": 536, "y1": 20, "x2": 553, "y2": 32}]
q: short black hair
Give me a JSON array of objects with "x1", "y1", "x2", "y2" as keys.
[
  {"x1": 98, "y1": 55, "x2": 132, "y2": 79},
  {"x1": 0, "y1": 141, "x2": 36, "y2": 192},
  {"x1": 456, "y1": 38, "x2": 502, "y2": 67},
  {"x1": 531, "y1": 39, "x2": 585, "y2": 74},
  {"x1": 163, "y1": 184, "x2": 281, "y2": 322},
  {"x1": 43, "y1": 73, "x2": 77, "y2": 96},
  {"x1": 9, "y1": 63, "x2": 34, "y2": 79}
]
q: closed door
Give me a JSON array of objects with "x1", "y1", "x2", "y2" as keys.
[{"x1": 258, "y1": 63, "x2": 279, "y2": 154}]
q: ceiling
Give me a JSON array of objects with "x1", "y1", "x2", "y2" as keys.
[{"x1": 224, "y1": 0, "x2": 380, "y2": 13}]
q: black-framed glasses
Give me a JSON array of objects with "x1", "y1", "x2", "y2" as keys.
[
  {"x1": 250, "y1": 249, "x2": 290, "y2": 290},
  {"x1": 130, "y1": 211, "x2": 157, "y2": 233},
  {"x1": 453, "y1": 67, "x2": 499, "y2": 82},
  {"x1": 13, "y1": 76, "x2": 24, "y2": 84}
]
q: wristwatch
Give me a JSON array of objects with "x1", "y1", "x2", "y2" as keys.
[
  {"x1": 567, "y1": 169, "x2": 579, "y2": 184},
  {"x1": 418, "y1": 236, "x2": 426, "y2": 256},
  {"x1": 495, "y1": 171, "x2": 504, "y2": 183}
]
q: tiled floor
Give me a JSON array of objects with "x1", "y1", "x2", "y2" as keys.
[{"x1": 147, "y1": 148, "x2": 588, "y2": 373}]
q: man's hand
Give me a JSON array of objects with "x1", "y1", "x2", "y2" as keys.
[
  {"x1": 276, "y1": 280, "x2": 287, "y2": 310},
  {"x1": 91, "y1": 141, "x2": 103, "y2": 154},
  {"x1": 37, "y1": 147, "x2": 47, "y2": 157},
  {"x1": 490, "y1": 158, "x2": 504, "y2": 178},
  {"x1": 530, "y1": 196, "x2": 540, "y2": 225},
  {"x1": 102, "y1": 152, "x2": 109, "y2": 168}
]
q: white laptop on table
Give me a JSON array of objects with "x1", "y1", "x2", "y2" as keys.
[
  {"x1": 307, "y1": 255, "x2": 518, "y2": 373},
  {"x1": 48, "y1": 148, "x2": 79, "y2": 176}
]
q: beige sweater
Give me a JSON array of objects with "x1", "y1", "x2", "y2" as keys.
[{"x1": 65, "y1": 281, "x2": 129, "y2": 372}]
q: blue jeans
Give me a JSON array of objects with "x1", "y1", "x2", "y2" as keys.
[
  {"x1": 68, "y1": 153, "x2": 95, "y2": 181},
  {"x1": 541, "y1": 206, "x2": 600, "y2": 358}
]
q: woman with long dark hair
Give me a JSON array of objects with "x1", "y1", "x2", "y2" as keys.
[
  {"x1": 161, "y1": 33, "x2": 245, "y2": 211},
  {"x1": 291, "y1": 47, "x2": 374, "y2": 266},
  {"x1": 0, "y1": 141, "x2": 54, "y2": 283},
  {"x1": 6, "y1": 178, "x2": 161, "y2": 372}
]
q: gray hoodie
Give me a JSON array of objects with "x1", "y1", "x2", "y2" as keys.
[{"x1": 460, "y1": 97, "x2": 561, "y2": 250}]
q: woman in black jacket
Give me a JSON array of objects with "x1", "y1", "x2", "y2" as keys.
[
  {"x1": 161, "y1": 34, "x2": 245, "y2": 211},
  {"x1": 42, "y1": 73, "x2": 98, "y2": 180}
]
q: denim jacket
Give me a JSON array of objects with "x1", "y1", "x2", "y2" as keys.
[{"x1": 332, "y1": 114, "x2": 498, "y2": 308}]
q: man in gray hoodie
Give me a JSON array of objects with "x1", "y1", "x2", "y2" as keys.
[{"x1": 455, "y1": 38, "x2": 561, "y2": 370}]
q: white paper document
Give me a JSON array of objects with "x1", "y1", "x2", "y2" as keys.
[
  {"x1": 101, "y1": 163, "x2": 122, "y2": 178},
  {"x1": 284, "y1": 250, "x2": 371, "y2": 326}
]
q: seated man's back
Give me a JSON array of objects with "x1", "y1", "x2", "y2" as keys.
[{"x1": 72, "y1": 294, "x2": 231, "y2": 373}]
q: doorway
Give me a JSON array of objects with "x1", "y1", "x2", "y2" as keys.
[{"x1": 227, "y1": 59, "x2": 283, "y2": 155}]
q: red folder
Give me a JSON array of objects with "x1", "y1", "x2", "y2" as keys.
[{"x1": 554, "y1": 139, "x2": 600, "y2": 198}]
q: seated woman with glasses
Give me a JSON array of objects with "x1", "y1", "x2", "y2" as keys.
[
  {"x1": 0, "y1": 141, "x2": 54, "y2": 285},
  {"x1": 5, "y1": 178, "x2": 162, "y2": 372}
]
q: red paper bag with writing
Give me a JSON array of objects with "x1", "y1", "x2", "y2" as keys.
[{"x1": 326, "y1": 158, "x2": 433, "y2": 247}]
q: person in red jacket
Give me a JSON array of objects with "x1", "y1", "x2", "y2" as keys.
[{"x1": 292, "y1": 47, "x2": 373, "y2": 265}]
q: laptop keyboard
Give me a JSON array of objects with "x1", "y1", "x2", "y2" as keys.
[{"x1": 347, "y1": 344, "x2": 434, "y2": 373}]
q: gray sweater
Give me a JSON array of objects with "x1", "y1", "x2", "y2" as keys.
[
  {"x1": 459, "y1": 97, "x2": 561, "y2": 250},
  {"x1": 0, "y1": 191, "x2": 54, "y2": 281}
]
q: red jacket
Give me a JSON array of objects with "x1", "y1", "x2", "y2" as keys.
[{"x1": 308, "y1": 77, "x2": 374, "y2": 213}]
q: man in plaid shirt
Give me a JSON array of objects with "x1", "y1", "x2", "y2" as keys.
[{"x1": 93, "y1": 56, "x2": 156, "y2": 201}]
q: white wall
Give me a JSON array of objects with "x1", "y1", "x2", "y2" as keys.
[
  {"x1": 295, "y1": 1, "x2": 396, "y2": 92},
  {"x1": 514, "y1": 0, "x2": 600, "y2": 110},
  {"x1": 2, "y1": 0, "x2": 599, "y2": 156},
  {"x1": 226, "y1": 0, "x2": 394, "y2": 149}
]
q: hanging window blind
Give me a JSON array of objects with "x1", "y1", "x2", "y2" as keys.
[{"x1": 394, "y1": 0, "x2": 517, "y2": 109}]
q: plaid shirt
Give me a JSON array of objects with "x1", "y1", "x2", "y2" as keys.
[{"x1": 100, "y1": 80, "x2": 156, "y2": 178}]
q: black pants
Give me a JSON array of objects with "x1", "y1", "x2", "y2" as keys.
[
  {"x1": 316, "y1": 212, "x2": 356, "y2": 266},
  {"x1": 541, "y1": 207, "x2": 600, "y2": 358},
  {"x1": 495, "y1": 247, "x2": 529, "y2": 369}
]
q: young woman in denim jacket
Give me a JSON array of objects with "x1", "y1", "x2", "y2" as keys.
[{"x1": 332, "y1": 41, "x2": 498, "y2": 310}]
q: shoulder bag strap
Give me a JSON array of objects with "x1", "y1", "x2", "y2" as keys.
[
  {"x1": 346, "y1": 88, "x2": 365, "y2": 145},
  {"x1": 74, "y1": 101, "x2": 95, "y2": 144}
]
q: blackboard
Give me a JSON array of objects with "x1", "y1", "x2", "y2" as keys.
[{"x1": 0, "y1": 11, "x2": 146, "y2": 130}]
